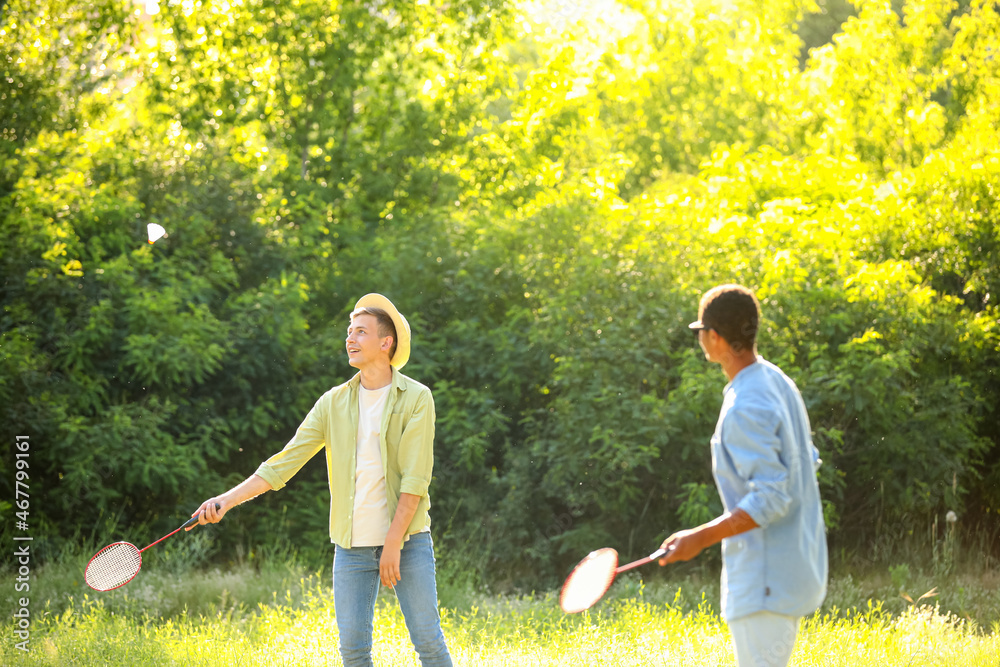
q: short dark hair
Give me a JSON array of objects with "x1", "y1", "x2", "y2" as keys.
[
  {"x1": 351, "y1": 306, "x2": 398, "y2": 360},
  {"x1": 697, "y1": 285, "x2": 760, "y2": 353}
]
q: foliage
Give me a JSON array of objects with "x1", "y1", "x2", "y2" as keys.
[
  {"x1": 2, "y1": 561, "x2": 1000, "y2": 665},
  {"x1": 1, "y1": 0, "x2": 998, "y2": 591}
]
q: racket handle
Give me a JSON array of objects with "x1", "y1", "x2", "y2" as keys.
[
  {"x1": 615, "y1": 546, "x2": 674, "y2": 573},
  {"x1": 139, "y1": 504, "x2": 223, "y2": 553},
  {"x1": 183, "y1": 502, "x2": 222, "y2": 529}
]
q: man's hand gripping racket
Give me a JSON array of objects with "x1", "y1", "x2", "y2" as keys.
[
  {"x1": 559, "y1": 544, "x2": 674, "y2": 614},
  {"x1": 84, "y1": 503, "x2": 221, "y2": 592}
]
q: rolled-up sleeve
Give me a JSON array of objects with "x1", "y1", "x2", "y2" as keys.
[
  {"x1": 255, "y1": 397, "x2": 327, "y2": 491},
  {"x1": 723, "y1": 406, "x2": 793, "y2": 528},
  {"x1": 397, "y1": 390, "x2": 435, "y2": 498}
]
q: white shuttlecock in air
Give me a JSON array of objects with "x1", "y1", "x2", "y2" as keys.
[{"x1": 147, "y1": 223, "x2": 166, "y2": 244}]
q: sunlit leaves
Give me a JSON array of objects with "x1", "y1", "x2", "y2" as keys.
[
  {"x1": 2, "y1": 0, "x2": 999, "y2": 582},
  {"x1": 802, "y1": 0, "x2": 957, "y2": 172}
]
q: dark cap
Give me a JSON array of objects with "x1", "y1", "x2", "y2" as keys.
[{"x1": 689, "y1": 285, "x2": 761, "y2": 351}]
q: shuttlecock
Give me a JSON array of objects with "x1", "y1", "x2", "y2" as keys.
[{"x1": 147, "y1": 223, "x2": 166, "y2": 244}]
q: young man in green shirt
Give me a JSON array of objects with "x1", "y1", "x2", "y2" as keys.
[{"x1": 190, "y1": 293, "x2": 452, "y2": 667}]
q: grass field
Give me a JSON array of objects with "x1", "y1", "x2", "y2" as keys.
[{"x1": 3, "y1": 553, "x2": 999, "y2": 666}]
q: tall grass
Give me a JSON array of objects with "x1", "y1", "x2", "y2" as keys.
[{"x1": 2, "y1": 553, "x2": 999, "y2": 666}]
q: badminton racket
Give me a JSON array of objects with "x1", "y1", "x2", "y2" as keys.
[
  {"x1": 85, "y1": 504, "x2": 220, "y2": 592},
  {"x1": 559, "y1": 545, "x2": 671, "y2": 613}
]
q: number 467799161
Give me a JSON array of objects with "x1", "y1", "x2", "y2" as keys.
[{"x1": 15, "y1": 435, "x2": 29, "y2": 529}]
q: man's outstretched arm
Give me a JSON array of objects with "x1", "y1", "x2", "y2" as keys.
[
  {"x1": 188, "y1": 474, "x2": 273, "y2": 529},
  {"x1": 657, "y1": 509, "x2": 759, "y2": 564}
]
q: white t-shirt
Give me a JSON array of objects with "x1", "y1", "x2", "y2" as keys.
[{"x1": 350, "y1": 384, "x2": 392, "y2": 547}]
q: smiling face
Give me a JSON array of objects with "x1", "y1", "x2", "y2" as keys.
[{"x1": 346, "y1": 313, "x2": 393, "y2": 370}]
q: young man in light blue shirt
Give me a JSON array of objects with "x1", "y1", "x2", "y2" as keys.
[{"x1": 658, "y1": 284, "x2": 827, "y2": 667}]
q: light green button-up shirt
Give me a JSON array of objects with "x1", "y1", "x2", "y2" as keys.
[{"x1": 254, "y1": 367, "x2": 435, "y2": 548}]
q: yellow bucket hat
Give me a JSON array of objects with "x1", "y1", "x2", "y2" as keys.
[{"x1": 354, "y1": 293, "x2": 411, "y2": 369}]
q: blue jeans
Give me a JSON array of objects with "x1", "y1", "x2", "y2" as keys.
[{"x1": 333, "y1": 532, "x2": 452, "y2": 667}]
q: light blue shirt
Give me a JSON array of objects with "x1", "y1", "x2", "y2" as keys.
[{"x1": 712, "y1": 357, "x2": 828, "y2": 621}]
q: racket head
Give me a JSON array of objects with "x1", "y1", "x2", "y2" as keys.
[
  {"x1": 559, "y1": 547, "x2": 619, "y2": 613},
  {"x1": 85, "y1": 542, "x2": 143, "y2": 592}
]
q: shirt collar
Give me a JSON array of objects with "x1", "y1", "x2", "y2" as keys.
[
  {"x1": 724, "y1": 355, "x2": 764, "y2": 394},
  {"x1": 347, "y1": 366, "x2": 407, "y2": 392}
]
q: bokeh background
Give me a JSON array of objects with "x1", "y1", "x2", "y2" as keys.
[{"x1": 2, "y1": 0, "x2": 998, "y2": 591}]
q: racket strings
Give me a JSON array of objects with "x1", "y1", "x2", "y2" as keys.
[
  {"x1": 85, "y1": 542, "x2": 142, "y2": 591},
  {"x1": 559, "y1": 548, "x2": 618, "y2": 613}
]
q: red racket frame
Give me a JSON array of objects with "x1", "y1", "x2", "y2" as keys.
[
  {"x1": 86, "y1": 506, "x2": 216, "y2": 592},
  {"x1": 559, "y1": 546, "x2": 670, "y2": 613}
]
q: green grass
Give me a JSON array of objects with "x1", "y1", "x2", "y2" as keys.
[{"x1": 2, "y1": 556, "x2": 999, "y2": 666}]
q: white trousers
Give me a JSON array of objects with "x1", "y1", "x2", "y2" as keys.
[{"x1": 728, "y1": 611, "x2": 800, "y2": 667}]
